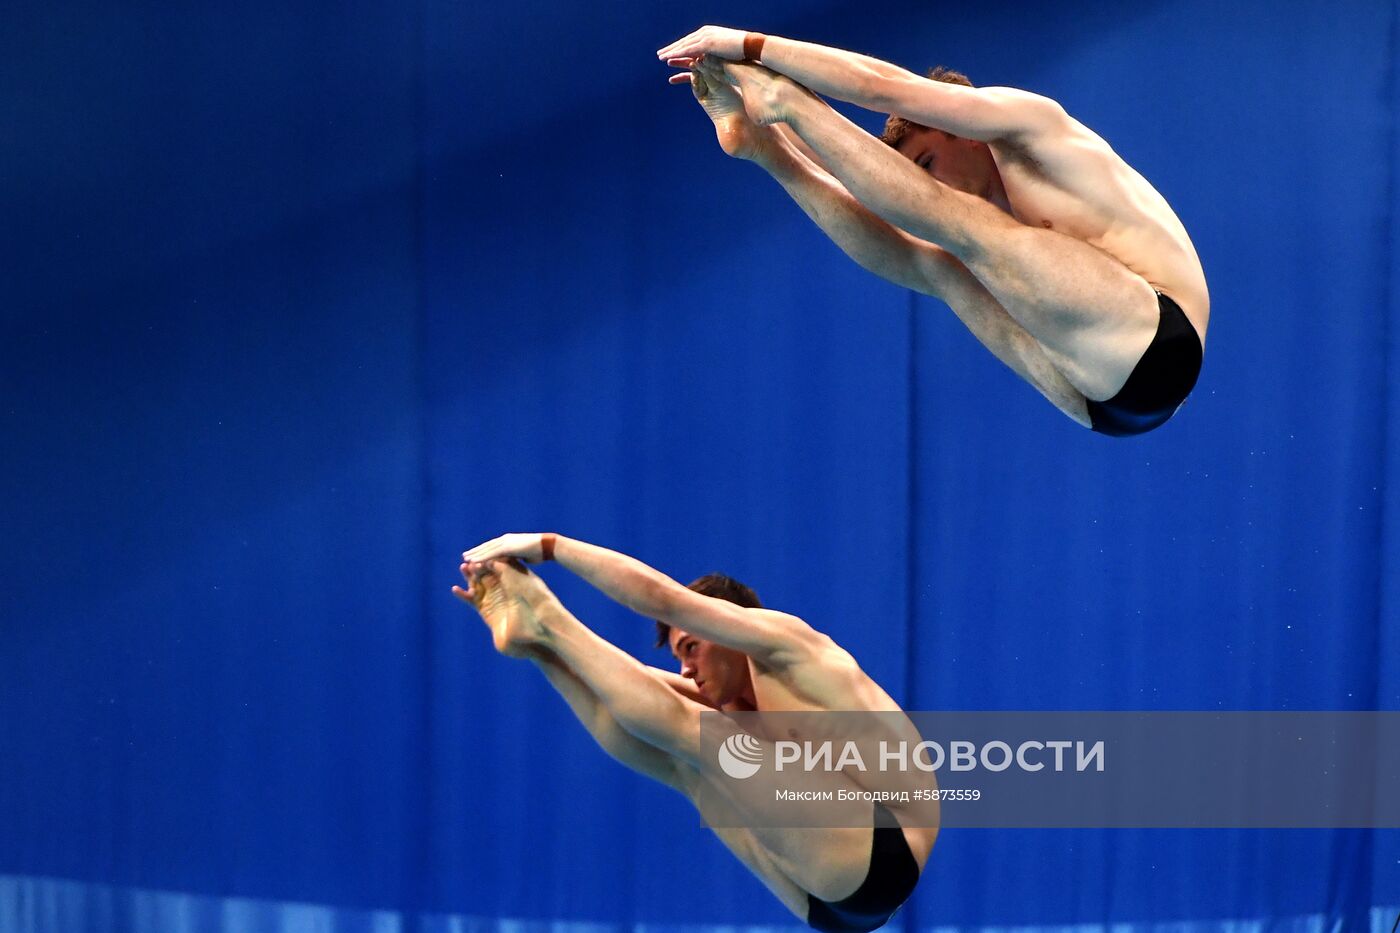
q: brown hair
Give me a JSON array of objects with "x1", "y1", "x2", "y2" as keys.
[
  {"x1": 654, "y1": 573, "x2": 763, "y2": 649},
  {"x1": 880, "y1": 66, "x2": 974, "y2": 150}
]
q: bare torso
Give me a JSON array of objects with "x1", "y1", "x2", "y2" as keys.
[
  {"x1": 747, "y1": 634, "x2": 939, "y2": 864},
  {"x1": 990, "y1": 116, "x2": 1211, "y2": 342},
  {"x1": 664, "y1": 628, "x2": 938, "y2": 912},
  {"x1": 749, "y1": 633, "x2": 900, "y2": 714}
]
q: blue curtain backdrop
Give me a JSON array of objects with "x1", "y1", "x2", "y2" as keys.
[{"x1": 2, "y1": 0, "x2": 1397, "y2": 929}]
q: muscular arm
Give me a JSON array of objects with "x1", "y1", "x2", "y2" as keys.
[
  {"x1": 768, "y1": 37, "x2": 1064, "y2": 142},
  {"x1": 550, "y1": 536, "x2": 819, "y2": 666},
  {"x1": 661, "y1": 27, "x2": 1063, "y2": 142},
  {"x1": 462, "y1": 532, "x2": 823, "y2": 667}
]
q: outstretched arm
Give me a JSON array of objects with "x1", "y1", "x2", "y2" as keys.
[
  {"x1": 659, "y1": 26, "x2": 1064, "y2": 142},
  {"x1": 462, "y1": 534, "x2": 820, "y2": 666}
]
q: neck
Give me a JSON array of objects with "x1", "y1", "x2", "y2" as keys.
[
  {"x1": 722, "y1": 682, "x2": 759, "y2": 712},
  {"x1": 981, "y1": 165, "x2": 1012, "y2": 214}
]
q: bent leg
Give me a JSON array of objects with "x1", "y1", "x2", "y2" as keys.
[
  {"x1": 691, "y1": 80, "x2": 1090, "y2": 423},
  {"x1": 529, "y1": 647, "x2": 828, "y2": 920},
  {"x1": 461, "y1": 564, "x2": 873, "y2": 918},
  {"x1": 459, "y1": 559, "x2": 706, "y2": 765},
  {"x1": 530, "y1": 616, "x2": 881, "y2": 905},
  {"x1": 708, "y1": 824, "x2": 824, "y2": 922},
  {"x1": 729, "y1": 62, "x2": 1158, "y2": 399},
  {"x1": 759, "y1": 115, "x2": 1092, "y2": 423},
  {"x1": 921, "y1": 242, "x2": 1091, "y2": 425},
  {"x1": 525, "y1": 646, "x2": 686, "y2": 790},
  {"x1": 539, "y1": 616, "x2": 706, "y2": 765}
]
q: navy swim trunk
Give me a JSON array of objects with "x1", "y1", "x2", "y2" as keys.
[{"x1": 1086, "y1": 291, "x2": 1203, "y2": 436}]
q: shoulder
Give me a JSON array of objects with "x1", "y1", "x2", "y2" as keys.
[
  {"x1": 978, "y1": 86, "x2": 1071, "y2": 141},
  {"x1": 999, "y1": 105, "x2": 1120, "y2": 174},
  {"x1": 878, "y1": 77, "x2": 1069, "y2": 143},
  {"x1": 743, "y1": 607, "x2": 828, "y2": 664},
  {"x1": 753, "y1": 611, "x2": 856, "y2": 671}
]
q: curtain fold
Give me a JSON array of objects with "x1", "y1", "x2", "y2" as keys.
[{"x1": 0, "y1": 0, "x2": 1395, "y2": 929}]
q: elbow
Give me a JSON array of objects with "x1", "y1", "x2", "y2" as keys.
[
  {"x1": 641, "y1": 576, "x2": 684, "y2": 620},
  {"x1": 864, "y1": 74, "x2": 905, "y2": 114}
]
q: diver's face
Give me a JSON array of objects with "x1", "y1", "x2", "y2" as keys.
[
  {"x1": 669, "y1": 628, "x2": 751, "y2": 708},
  {"x1": 896, "y1": 126, "x2": 998, "y2": 199}
]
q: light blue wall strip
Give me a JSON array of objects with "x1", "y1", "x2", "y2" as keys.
[{"x1": 1, "y1": 876, "x2": 1395, "y2": 933}]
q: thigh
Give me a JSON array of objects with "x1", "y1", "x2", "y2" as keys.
[
  {"x1": 681, "y1": 754, "x2": 877, "y2": 903},
  {"x1": 961, "y1": 225, "x2": 1161, "y2": 399},
  {"x1": 705, "y1": 822, "x2": 814, "y2": 921},
  {"x1": 899, "y1": 178, "x2": 1160, "y2": 399}
]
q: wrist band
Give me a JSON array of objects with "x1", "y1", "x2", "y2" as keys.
[
  {"x1": 743, "y1": 32, "x2": 766, "y2": 62},
  {"x1": 540, "y1": 533, "x2": 557, "y2": 562}
]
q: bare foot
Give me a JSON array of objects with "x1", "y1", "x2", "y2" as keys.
[
  {"x1": 700, "y1": 58, "x2": 806, "y2": 128},
  {"x1": 454, "y1": 559, "x2": 546, "y2": 658},
  {"x1": 687, "y1": 66, "x2": 772, "y2": 160}
]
